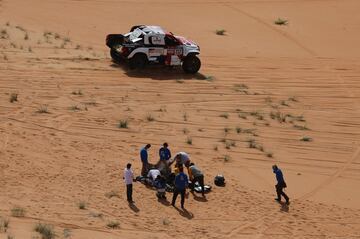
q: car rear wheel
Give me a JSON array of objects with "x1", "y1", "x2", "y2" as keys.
[
  {"x1": 110, "y1": 49, "x2": 122, "y2": 63},
  {"x1": 182, "y1": 55, "x2": 201, "y2": 74},
  {"x1": 129, "y1": 54, "x2": 147, "y2": 70}
]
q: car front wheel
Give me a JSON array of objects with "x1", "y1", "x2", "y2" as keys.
[
  {"x1": 110, "y1": 49, "x2": 122, "y2": 63},
  {"x1": 129, "y1": 54, "x2": 147, "y2": 70},
  {"x1": 182, "y1": 55, "x2": 201, "y2": 74}
]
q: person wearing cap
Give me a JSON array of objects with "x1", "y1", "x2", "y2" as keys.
[
  {"x1": 159, "y1": 142, "x2": 171, "y2": 161},
  {"x1": 272, "y1": 165, "x2": 289, "y2": 204},
  {"x1": 140, "y1": 144, "x2": 151, "y2": 176}
]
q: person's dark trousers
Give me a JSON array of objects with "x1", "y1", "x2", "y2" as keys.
[
  {"x1": 141, "y1": 163, "x2": 148, "y2": 177},
  {"x1": 193, "y1": 175, "x2": 205, "y2": 195},
  {"x1": 275, "y1": 183, "x2": 289, "y2": 202},
  {"x1": 126, "y1": 184, "x2": 133, "y2": 202},
  {"x1": 172, "y1": 188, "x2": 185, "y2": 208}
]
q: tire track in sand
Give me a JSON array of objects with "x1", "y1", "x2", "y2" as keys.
[
  {"x1": 223, "y1": 3, "x2": 317, "y2": 56},
  {"x1": 296, "y1": 72, "x2": 360, "y2": 201}
]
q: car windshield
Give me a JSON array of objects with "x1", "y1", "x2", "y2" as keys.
[{"x1": 165, "y1": 35, "x2": 179, "y2": 46}]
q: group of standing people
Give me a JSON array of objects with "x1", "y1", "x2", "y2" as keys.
[
  {"x1": 124, "y1": 143, "x2": 290, "y2": 208},
  {"x1": 125, "y1": 143, "x2": 206, "y2": 209}
]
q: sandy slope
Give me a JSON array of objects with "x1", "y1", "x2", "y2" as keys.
[{"x1": 1, "y1": 0, "x2": 360, "y2": 238}]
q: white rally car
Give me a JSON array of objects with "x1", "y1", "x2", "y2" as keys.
[{"x1": 106, "y1": 25, "x2": 201, "y2": 74}]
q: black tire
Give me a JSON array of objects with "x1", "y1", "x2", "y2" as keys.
[
  {"x1": 110, "y1": 49, "x2": 122, "y2": 63},
  {"x1": 129, "y1": 54, "x2": 147, "y2": 70},
  {"x1": 182, "y1": 55, "x2": 201, "y2": 74}
]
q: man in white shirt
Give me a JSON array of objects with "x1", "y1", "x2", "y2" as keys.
[
  {"x1": 147, "y1": 168, "x2": 161, "y2": 183},
  {"x1": 124, "y1": 163, "x2": 135, "y2": 203}
]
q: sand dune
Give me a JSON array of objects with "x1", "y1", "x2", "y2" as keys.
[{"x1": 1, "y1": 0, "x2": 360, "y2": 238}]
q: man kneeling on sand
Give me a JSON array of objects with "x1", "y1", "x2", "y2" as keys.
[
  {"x1": 188, "y1": 162, "x2": 205, "y2": 196},
  {"x1": 147, "y1": 168, "x2": 166, "y2": 199}
]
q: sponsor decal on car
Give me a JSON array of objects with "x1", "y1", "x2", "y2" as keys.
[{"x1": 149, "y1": 48, "x2": 164, "y2": 56}]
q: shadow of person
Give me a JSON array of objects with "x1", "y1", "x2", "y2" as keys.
[
  {"x1": 278, "y1": 201, "x2": 290, "y2": 213},
  {"x1": 173, "y1": 206, "x2": 194, "y2": 220},
  {"x1": 190, "y1": 191, "x2": 208, "y2": 202},
  {"x1": 128, "y1": 202, "x2": 140, "y2": 213},
  {"x1": 158, "y1": 197, "x2": 171, "y2": 206}
]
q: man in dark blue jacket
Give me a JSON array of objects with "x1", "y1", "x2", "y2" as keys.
[
  {"x1": 272, "y1": 165, "x2": 289, "y2": 204},
  {"x1": 159, "y1": 142, "x2": 171, "y2": 161},
  {"x1": 140, "y1": 144, "x2": 151, "y2": 176},
  {"x1": 171, "y1": 166, "x2": 189, "y2": 209}
]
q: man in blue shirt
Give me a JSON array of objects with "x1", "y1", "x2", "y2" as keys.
[
  {"x1": 159, "y1": 142, "x2": 171, "y2": 161},
  {"x1": 272, "y1": 165, "x2": 289, "y2": 204},
  {"x1": 171, "y1": 166, "x2": 188, "y2": 209},
  {"x1": 140, "y1": 144, "x2": 151, "y2": 176}
]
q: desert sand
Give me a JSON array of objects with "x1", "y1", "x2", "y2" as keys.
[{"x1": 1, "y1": 0, "x2": 360, "y2": 238}]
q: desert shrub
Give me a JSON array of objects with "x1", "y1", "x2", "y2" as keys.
[
  {"x1": 69, "y1": 105, "x2": 81, "y2": 111},
  {"x1": 9, "y1": 93, "x2": 18, "y2": 103},
  {"x1": 36, "y1": 105, "x2": 49, "y2": 114},
  {"x1": 220, "y1": 113, "x2": 229, "y2": 119},
  {"x1": 77, "y1": 201, "x2": 86, "y2": 210},
  {"x1": 215, "y1": 29, "x2": 226, "y2": 35},
  {"x1": 63, "y1": 228, "x2": 71, "y2": 238},
  {"x1": 118, "y1": 120, "x2": 128, "y2": 129},
  {"x1": 0, "y1": 218, "x2": 9, "y2": 232},
  {"x1": 107, "y1": 221, "x2": 120, "y2": 229},
  {"x1": 238, "y1": 113, "x2": 247, "y2": 119},
  {"x1": 146, "y1": 114, "x2": 155, "y2": 122},
  {"x1": 183, "y1": 113, "x2": 188, "y2": 121},
  {"x1": 294, "y1": 124, "x2": 309, "y2": 130},
  {"x1": 34, "y1": 223, "x2": 56, "y2": 239},
  {"x1": 288, "y1": 96, "x2": 298, "y2": 102},
  {"x1": 274, "y1": 18, "x2": 288, "y2": 25},
  {"x1": 247, "y1": 139, "x2": 256, "y2": 148},
  {"x1": 186, "y1": 137, "x2": 192, "y2": 145},
  {"x1": 11, "y1": 206, "x2": 25, "y2": 217},
  {"x1": 63, "y1": 37, "x2": 71, "y2": 43},
  {"x1": 300, "y1": 136, "x2": 312, "y2": 142},
  {"x1": 224, "y1": 127, "x2": 230, "y2": 133},
  {"x1": 71, "y1": 89, "x2": 83, "y2": 95},
  {"x1": 162, "y1": 218, "x2": 170, "y2": 225},
  {"x1": 0, "y1": 29, "x2": 9, "y2": 39},
  {"x1": 225, "y1": 140, "x2": 236, "y2": 149}
]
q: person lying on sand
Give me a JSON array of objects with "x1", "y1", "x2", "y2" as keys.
[{"x1": 147, "y1": 168, "x2": 161, "y2": 185}]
